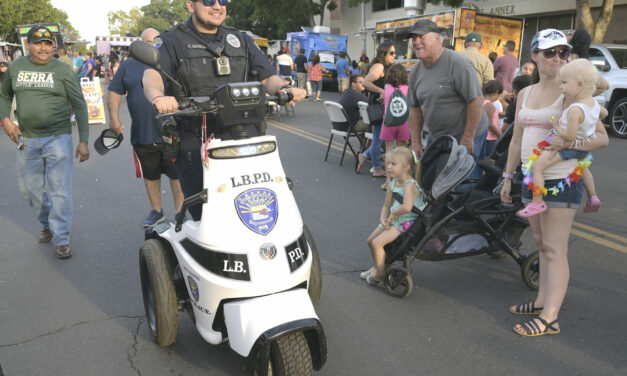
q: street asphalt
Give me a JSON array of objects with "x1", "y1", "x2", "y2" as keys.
[{"x1": 0, "y1": 87, "x2": 625, "y2": 376}]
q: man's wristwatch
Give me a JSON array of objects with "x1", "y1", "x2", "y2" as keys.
[{"x1": 502, "y1": 172, "x2": 514, "y2": 180}]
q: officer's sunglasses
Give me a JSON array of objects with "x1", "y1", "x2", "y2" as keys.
[
  {"x1": 536, "y1": 47, "x2": 571, "y2": 61},
  {"x1": 31, "y1": 29, "x2": 53, "y2": 39},
  {"x1": 201, "y1": 0, "x2": 228, "y2": 6}
]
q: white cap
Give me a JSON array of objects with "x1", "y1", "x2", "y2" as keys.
[{"x1": 531, "y1": 29, "x2": 572, "y2": 51}]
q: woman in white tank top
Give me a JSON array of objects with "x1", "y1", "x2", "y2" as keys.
[{"x1": 500, "y1": 29, "x2": 609, "y2": 337}]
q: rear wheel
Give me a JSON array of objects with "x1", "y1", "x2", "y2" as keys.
[
  {"x1": 521, "y1": 251, "x2": 540, "y2": 291},
  {"x1": 269, "y1": 332, "x2": 313, "y2": 376},
  {"x1": 304, "y1": 225, "x2": 322, "y2": 306},
  {"x1": 609, "y1": 98, "x2": 627, "y2": 138},
  {"x1": 139, "y1": 239, "x2": 179, "y2": 346}
]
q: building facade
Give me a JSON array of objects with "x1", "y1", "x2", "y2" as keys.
[{"x1": 336, "y1": 0, "x2": 627, "y2": 64}]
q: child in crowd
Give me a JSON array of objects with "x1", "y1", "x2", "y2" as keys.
[
  {"x1": 482, "y1": 80, "x2": 504, "y2": 157},
  {"x1": 519, "y1": 61, "x2": 535, "y2": 76},
  {"x1": 518, "y1": 59, "x2": 605, "y2": 217},
  {"x1": 361, "y1": 147, "x2": 423, "y2": 286},
  {"x1": 502, "y1": 74, "x2": 531, "y2": 132},
  {"x1": 379, "y1": 63, "x2": 410, "y2": 190}
]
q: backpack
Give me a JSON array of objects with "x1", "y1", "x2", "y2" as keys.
[{"x1": 383, "y1": 87, "x2": 409, "y2": 126}]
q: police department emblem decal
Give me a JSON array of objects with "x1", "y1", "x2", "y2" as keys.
[
  {"x1": 259, "y1": 243, "x2": 277, "y2": 260},
  {"x1": 226, "y1": 34, "x2": 241, "y2": 48},
  {"x1": 235, "y1": 188, "x2": 278, "y2": 235},
  {"x1": 390, "y1": 97, "x2": 408, "y2": 118},
  {"x1": 187, "y1": 276, "x2": 199, "y2": 302}
]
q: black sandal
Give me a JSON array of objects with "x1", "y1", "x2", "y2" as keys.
[
  {"x1": 513, "y1": 317, "x2": 560, "y2": 337},
  {"x1": 509, "y1": 301, "x2": 543, "y2": 315}
]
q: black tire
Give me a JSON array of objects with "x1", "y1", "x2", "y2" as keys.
[
  {"x1": 385, "y1": 265, "x2": 413, "y2": 298},
  {"x1": 303, "y1": 225, "x2": 322, "y2": 306},
  {"x1": 609, "y1": 97, "x2": 627, "y2": 138},
  {"x1": 139, "y1": 239, "x2": 179, "y2": 346},
  {"x1": 269, "y1": 332, "x2": 313, "y2": 376},
  {"x1": 521, "y1": 250, "x2": 540, "y2": 291}
]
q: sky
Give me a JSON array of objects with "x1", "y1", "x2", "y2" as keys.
[{"x1": 50, "y1": 0, "x2": 152, "y2": 44}]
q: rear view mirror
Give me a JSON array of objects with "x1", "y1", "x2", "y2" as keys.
[
  {"x1": 130, "y1": 40, "x2": 160, "y2": 69},
  {"x1": 591, "y1": 59, "x2": 610, "y2": 72}
]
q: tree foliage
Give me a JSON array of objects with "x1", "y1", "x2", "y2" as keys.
[
  {"x1": 108, "y1": 0, "x2": 188, "y2": 37},
  {"x1": 0, "y1": 0, "x2": 78, "y2": 42},
  {"x1": 576, "y1": 0, "x2": 614, "y2": 44},
  {"x1": 226, "y1": 0, "x2": 339, "y2": 40}
]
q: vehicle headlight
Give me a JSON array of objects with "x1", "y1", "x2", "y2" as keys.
[
  {"x1": 209, "y1": 141, "x2": 276, "y2": 159},
  {"x1": 242, "y1": 88, "x2": 250, "y2": 96},
  {"x1": 232, "y1": 88, "x2": 241, "y2": 97}
]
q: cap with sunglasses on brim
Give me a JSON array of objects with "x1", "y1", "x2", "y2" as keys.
[
  {"x1": 531, "y1": 29, "x2": 572, "y2": 52},
  {"x1": 27, "y1": 26, "x2": 55, "y2": 44},
  {"x1": 410, "y1": 19, "x2": 441, "y2": 37}
]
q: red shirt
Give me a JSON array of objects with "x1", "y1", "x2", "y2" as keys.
[{"x1": 309, "y1": 63, "x2": 322, "y2": 81}]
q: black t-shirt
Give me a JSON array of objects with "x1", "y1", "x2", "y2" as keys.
[
  {"x1": 294, "y1": 55, "x2": 308, "y2": 73},
  {"x1": 94, "y1": 63, "x2": 104, "y2": 78},
  {"x1": 503, "y1": 99, "x2": 517, "y2": 125},
  {"x1": 335, "y1": 88, "x2": 368, "y2": 130}
]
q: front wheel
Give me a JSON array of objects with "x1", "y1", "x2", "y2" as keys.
[
  {"x1": 304, "y1": 225, "x2": 322, "y2": 306},
  {"x1": 139, "y1": 239, "x2": 179, "y2": 346},
  {"x1": 385, "y1": 265, "x2": 413, "y2": 298},
  {"x1": 521, "y1": 251, "x2": 540, "y2": 291},
  {"x1": 269, "y1": 332, "x2": 313, "y2": 376},
  {"x1": 609, "y1": 98, "x2": 627, "y2": 138}
]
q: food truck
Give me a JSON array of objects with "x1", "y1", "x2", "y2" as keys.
[
  {"x1": 374, "y1": 7, "x2": 523, "y2": 68},
  {"x1": 287, "y1": 26, "x2": 349, "y2": 88},
  {"x1": 15, "y1": 23, "x2": 72, "y2": 54}
]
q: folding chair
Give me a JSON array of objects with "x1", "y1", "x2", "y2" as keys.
[
  {"x1": 357, "y1": 101, "x2": 372, "y2": 152},
  {"x1": 323, "y1": 101, "x2": 364, "y2": 166}
]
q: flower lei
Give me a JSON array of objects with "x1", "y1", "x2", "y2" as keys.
[{"x1": 522, "y1": 133, "x2": 592, "y2": 196}]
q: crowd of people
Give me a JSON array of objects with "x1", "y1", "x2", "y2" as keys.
[
  {"x1": 0, "y1": 0, "x2": 611, "y2": 339},
  {"x1": 325, "y1": 22, "x2": 609, "y2": 339}
]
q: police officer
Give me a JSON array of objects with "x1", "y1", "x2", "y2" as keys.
[{"x1": 143, "y1": 0, "x2": 306, "y2": 220}]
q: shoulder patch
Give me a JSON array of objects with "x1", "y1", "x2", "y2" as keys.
[{"x1": 226, "y1": 34, "x2": 241, "y2": 48}]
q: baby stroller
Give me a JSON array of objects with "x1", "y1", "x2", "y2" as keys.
[{"x1": 382, "y1": 128, "x2": 539, "y2": 298}]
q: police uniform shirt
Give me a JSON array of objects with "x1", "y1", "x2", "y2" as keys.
[{"x1": 157, "y1": 17, "x2": 275, "y2": 97}]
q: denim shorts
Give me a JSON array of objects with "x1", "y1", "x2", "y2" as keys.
[
  {"x1": 522, "y1": 178, "x2": 584, "y2": 208},
  {"x1": 559, "y1": 148, "x2": 590, "y2": 161}
]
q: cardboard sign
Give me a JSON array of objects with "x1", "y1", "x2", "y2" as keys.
[{"x1": 80, "y1": 77, "x2": 106, "y2": 124}]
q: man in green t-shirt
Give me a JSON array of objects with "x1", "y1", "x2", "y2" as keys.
[{"x1": 0, "y1": 26, "x2": 90, "y2": 259}]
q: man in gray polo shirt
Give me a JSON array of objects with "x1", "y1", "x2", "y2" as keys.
[{"x1": 407, "y1": 19, "x2": 488, "y2": 166}]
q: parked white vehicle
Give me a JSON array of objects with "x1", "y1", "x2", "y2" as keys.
[{"x1": 589, "y1": 44, "x2": 627, "y2": 138}]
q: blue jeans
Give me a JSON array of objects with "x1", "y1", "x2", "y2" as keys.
[
  {"x1": 363, "y1": 124, "x2": 382, "y2": 169},
  {"x1": 470, "y1": 129, "x2": 488, "y2": 180},
  {"x1": 17, "y1": 134, "x2": 73, "y2": 246}
]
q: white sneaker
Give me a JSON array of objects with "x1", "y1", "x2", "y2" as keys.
[{"x1": 360, "y1": 267, "x2": 375, "y2": 279}]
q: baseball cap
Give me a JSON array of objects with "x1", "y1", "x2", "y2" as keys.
[
  {"x1": 94, "y1": 129, "x2": 124, "y2": 155},
  {"x1": 410, "y1": 19, "x2": 440, "y2": 36},
  {"x1": 465, "y1": 32, "x2": 482, "y2": 44},
  {"x1": 27, "y1": 26, "x2": 55, "y2": 44},
  {"x1": 530, "y1": 29, "x2": 572, "y2": 52}
]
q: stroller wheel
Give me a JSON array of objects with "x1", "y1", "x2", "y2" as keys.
[
  {"x1": 521, "y1": 251, "x2": 540, "y2": 291},
  {"x1": 385, "y1": 265, "x2": 413, "y2": 298}
]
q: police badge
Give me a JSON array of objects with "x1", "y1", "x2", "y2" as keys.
[{"x1": 234, "y1": 188, "x2": 278, "y2": 235}]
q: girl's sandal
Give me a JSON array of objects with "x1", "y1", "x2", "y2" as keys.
[
  {"x1": 509, "y1": 301, "x2": 543, "y2": 315},
  {"x1": 513, "y1": 317, "x2": 560, "y2": 337}
]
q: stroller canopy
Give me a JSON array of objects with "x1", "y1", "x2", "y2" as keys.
[{"x1": 420, "y1": 136, "x2": 475, "y2": 200}]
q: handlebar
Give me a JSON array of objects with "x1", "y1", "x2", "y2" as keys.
[{"x1": 154, "y1": 90, "x2": 293, "y2": 120}]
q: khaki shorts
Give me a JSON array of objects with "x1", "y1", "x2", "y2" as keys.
[{"x1": 338, "y1": 77, "x2": 349, "y2": 91}]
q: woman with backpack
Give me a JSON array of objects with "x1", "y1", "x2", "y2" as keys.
[
  {"x1": 358, "y1": 41, "x2": 396, "y2": 177},
  {"x1": 379, "y1": 63, "x2": 410, "y2": 190}
]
